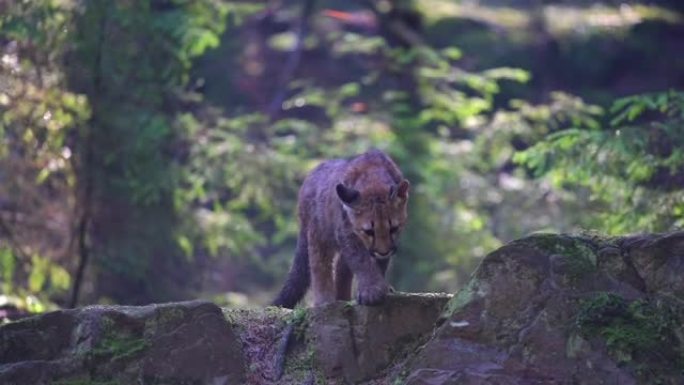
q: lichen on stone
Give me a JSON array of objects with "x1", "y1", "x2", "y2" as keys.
[{"x1": 576, "y1": 292, "x2": 684, "y2": 381}]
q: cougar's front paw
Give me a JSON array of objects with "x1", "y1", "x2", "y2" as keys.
[{"x1": 357, "y1": 281, "x2": 389, "y2": 306}]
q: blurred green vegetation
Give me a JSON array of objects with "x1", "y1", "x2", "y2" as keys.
[{"x1": 0, "y1": 0, "x2": 683, "y2": 313}]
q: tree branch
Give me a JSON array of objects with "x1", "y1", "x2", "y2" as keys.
[
  {"x1": 267, "y1": 0, "x2": 317, "y2": 121},
  {"x1": 69, "y1": 2, "x2": 108, "y2": 308}
]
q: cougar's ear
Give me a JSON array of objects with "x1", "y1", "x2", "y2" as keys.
[
  {"x1": 388, "y1": 185, "x2": 397, "y2": 200},
  {"x1": 396, "y1": 179, "x2": 410, "y2": 201},
  {"x1": 336, "y1": 184, "x2": 360, "y2": 206}
]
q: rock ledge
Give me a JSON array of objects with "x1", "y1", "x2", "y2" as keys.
[{"x1": 2, "y1": 232, "x2": 683, "y2": 384}]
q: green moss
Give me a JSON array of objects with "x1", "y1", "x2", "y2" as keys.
[
  {"x1": 156, "y1": 306, "x2": 186, "y2": 324},
  {"x1": 577, "y1": 293, "x2": 666, "y2": 356},
  {"x1": 576, "y1": 292, "x2": 684, "y2": 382},
  {"x1": 143, "y1": 306, "x2": 188, "y2": 337},
  {"x1": 90, "y1": 331, "x2": 148, "y2": 362},
  {"x1": 261, "y1": 306, "x2": 316, "y2": 382},
  {"x1": 527, "y1": 234, "x2": 598, "y2": 280},
  {"x1": 393, "y1": 368, "x2": 410, "y2": 385},
  {"x1": 99, "y1": 315, "x2": 115, "y2": 331},
  {"x1": 442, "y1": 277, "x2": 479, "y2": 318},
  {"x1": 289, "y1": 306, "x2": 308, "y2": 323},
  {"x1": 221, "y1": 307, "x2": 245, "y2": 326},
  {"x1": 85, "y1": 315, "x2": 147, "y2": 361},
  {"x1": 289, "y1": 307, "x2": 309, "y2": 336},
  {"x1": 280, "y1": 338, "x2": 321, "y2": 384}
]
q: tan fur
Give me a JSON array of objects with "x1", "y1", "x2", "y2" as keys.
[{"x1": 273, "y1": 149, "x2": 409, "y2": 308}]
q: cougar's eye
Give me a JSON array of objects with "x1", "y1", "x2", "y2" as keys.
[{"x1": 363, "y1": 229, "x2": 375, "y2": 237}]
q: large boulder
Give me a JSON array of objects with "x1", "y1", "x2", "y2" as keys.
[
  {"x1": 402, "y1": 232, "x2": 684, "y2": 385},
  {"x1": 0, "y1": 301, "x2": 245, "y2": 385}
]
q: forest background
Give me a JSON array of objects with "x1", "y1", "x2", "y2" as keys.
[{"x1": 1, "y1": 0, "x2": 683, "y2": 313}]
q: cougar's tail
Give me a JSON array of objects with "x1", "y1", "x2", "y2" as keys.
[{"x1": 272, "y1": 228, "x2": 310, "y2": 308}]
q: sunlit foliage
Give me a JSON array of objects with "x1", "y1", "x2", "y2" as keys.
[
  {"x1": 0, "y1": 0, "x2": 87, "y2": 312},
  {"x1": 517, "y1": 90, "x2": 684, "y2": 233},
  {"x1": 1, "y1": 0, "x2": 682, "y2": 310}
]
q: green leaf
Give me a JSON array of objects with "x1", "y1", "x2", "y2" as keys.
[
  {"x1": 177, "y1": 235, "x2": 194, "y2": 259},
  {"x1": 441, "y1": 47, "x2": 462, "y2": 61},
  {"x1": 339, "y1": 83, "x2": 360, "y2": 98},
  {"x1": 627, "y1": 104, "x2": 646, "y2": 121},
  {"x1": 49, "y1": 264, "x2": 71, "y2": 291},
  {"x1": 482, "y1": 67, "x2": 531, "y2": 83},
  {"x1": 0, "y1": 248, "x2": 15, "y2": 293},
  {"x1": 28, "y1": 255, "x2": 49, "y2": 293},
  {"x1": 36, "y1": 167, "x2": 51, "y2": 184}
]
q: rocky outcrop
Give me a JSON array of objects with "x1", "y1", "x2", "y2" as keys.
[
  {"x1": 403, "y1": 232, "x2": 684, "y2": 385},
  {"x1": 222, "y1": 293, "x2": 452, "y2": 385},
  {"x1": 1, "y1": 232, "x2": 683, "y2": 385},
  {"x1": 0, "y1": 301, "x2": 245, "y2": 385}
]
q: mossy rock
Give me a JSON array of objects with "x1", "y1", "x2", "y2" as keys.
[
  {"x1": 577, "y1": 292, "x2": 684, "y2": 383},
  {"x1": 3, "y1": 232, "x2": 684, "y2": 385},
  {"x1": 0, "y1": 301, "x2": 245, "y2": 385},
  {"x1": 406, "y1": 232, "x2": 684, "y2": 385}
]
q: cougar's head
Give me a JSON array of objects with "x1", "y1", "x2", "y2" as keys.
[{"x1": 336, "y1": 179, "x2": 410, "y2": 260}]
